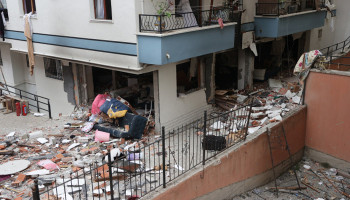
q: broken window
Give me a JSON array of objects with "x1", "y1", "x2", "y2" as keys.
[
  {"x1": 176, "y1": 59, "x2": 200, "y2": 95},
  {"x1": 22, "y1": 0, "x2": 36, "y2": 14},
  {"x1": 44, "y1": 58, "x2": 63, "y2": 80},
  {"x1": 94, "y1": 0, "x2": 112, "y2": 20}
]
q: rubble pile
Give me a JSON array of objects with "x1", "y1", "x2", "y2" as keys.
[
  {"x1": 214, "y1": 78, "x2": 303, "y2": 135},
  {"x1": 234, "y1": 158, "x2": 350, "y2": 200}
]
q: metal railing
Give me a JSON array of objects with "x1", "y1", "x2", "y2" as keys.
[
  {"x1": 139, "y1": 7, "x2": 239, "y2": 33},
  {"x1": 256, "y1": 0, "x2": 325, "y2": 16},
  {"x1": 320, "y1": 36, "x2": 350, "y2": 58},
  {"x1": 0, "y1": 82, "x2": 52, "y2": 118},
  {"x1": 32, "y1": 104, "x2": 252, "y2": 199}
]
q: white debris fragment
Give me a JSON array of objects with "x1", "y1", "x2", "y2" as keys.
[
  {"x1": 67, "y1": 143, "x2": 81, "y2": 151},
  {"x1": 268, "y1": 79, "x2": 283, "y2": 88},
  {"x1": 174, "y1": 164, "x2": 184, "y2": 171},
  {"x1": 285, "y1": 90, "x2": 296, "y2": 99},
  {"x1": 303, "y1": 164, "x2": 311, "y2": 170},
  {"x1": 292, "y1": 96, "x2": 301, "y2": 104},
  {"x1": 37, "y1": 138, "x2": 48, "y2": 144},
  {"x1": 29, "y1": 130, "x2": 44, "y2": 139},
  {"x1": 210, "y1": 121, "x2": 226, "y2": 130},
  {"x1": 248, "y1": 126, "x2": 261, "y2": 134},
  {"x1": 34, "y1": 113, "x2": 45, "y2": 117}
]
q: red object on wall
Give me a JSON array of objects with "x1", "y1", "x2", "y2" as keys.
[
  {"x1": 15, "y1": 102, "x2": 21, "y2": 116},
  {"x1": 22, "y1": 104, "x2": 27, "y2": 116}
]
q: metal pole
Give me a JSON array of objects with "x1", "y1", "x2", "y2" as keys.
[
  {"x1": 162, "y1": 126, "x2": 166, "y2": 188},
  {"x1": 32, "y1": 179, "x2": 40, "y2": 200},
  {"x1": 48, "y1": 100, "x2": 52, "y2": 119},
  {"x1": 267, "y1": 128, "x2": 278, "y2": 198},
  {"x1": 159, "y1": 15, "x2": 163, "y2": 33},
  {"x1": 139, "y1": 14, "x2": 142, "y2": 32},
  {"x1": 107, "y1": 150, "x2": 114, "y2": 199},
  {"x1": 35, "y1": 95, "x2": 40, "y2": 112},
  {"x1": 19, "y1": 90, "x2": 22, "y2": 99},
  {"x1": 202, "y1": 111, "x2": 207, "y2": 165},
  {"x1": 244, "y1": 99, "x2": 253, "y2": 141}
]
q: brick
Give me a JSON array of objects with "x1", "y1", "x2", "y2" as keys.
[
  {"x1": 51, "y1": 157, "x2": 61, "y2": 163},
  {"x1": 72, "y1": 166, "x2": 81, "y2": 172},
  {"x1": 11, "y1": 174, "x2": 27, "y2": 187},
  {"x1": 89, "y1": 147, "x2": 99, "y2": 154},
  {"x1": 14, "y1": 197, "x2": 23, "y2": 200},
  {"x1": 56, "y1": 154, "x2": 64, "y2": 159},
  {"x1": 19, "y1": 147, "x2": 28, "y2": 153},
  {"x1": 0, "y1": 144, "x2": 6, "y2": 150}
]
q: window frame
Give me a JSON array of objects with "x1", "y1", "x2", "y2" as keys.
[
  {"x1": 43, "y1": 58, "x2": 63, "y2": 80},
  {"x1": 176, "y1": 58, "x2": 202, "y2": 96},
  {"x1": 22, "y1": 0, "x2": 36, "y2": 14},
  {"x1": 93, "y1": 0, "x2": 112, "y2": 20}
]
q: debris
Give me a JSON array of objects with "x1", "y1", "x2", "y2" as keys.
[
  {"x1": 66, "y1": 143, "x2": 80, "y2": 151},
  {"x1": 33, "y1": 113, "x2": 45, "y2": 117},
  {"x1": 269, "y1": 79, "x2": 283, "y2": 88},
  {"x1": 37, "y1": 160, "x2": 59, "y2": 171},
  {"x1": 0, "y1": 160, "x2": 31, "y2": 175},
  {"x1": 37, "y1": 137, "x2": 48, "y2": 144},
  {"x1": 95, "y1": 130, "x2": 110, "y2": 143}
]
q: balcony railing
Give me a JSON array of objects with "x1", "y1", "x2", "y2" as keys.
[
  {"x1": 256, "y1": 0, "x2": 325, "y2": 16},
  {"x1": 139, "y1": 7, "x2": 240, "y2": 33}
]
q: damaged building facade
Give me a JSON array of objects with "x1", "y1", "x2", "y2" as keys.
[{"x1": 0, "y1": 0, "x2": 348, "y2": 132}]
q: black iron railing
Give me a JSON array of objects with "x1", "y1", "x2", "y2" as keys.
[
  {"x1": 320, "y1": 36, "x2": 350, "y2": 58},
  {"x1": 139, "y1": 7, "x2": 239, "y2": 33},
  {"x1": 256, "y1": 0, "x2": 325, "y2": 16},
  {"x1": 0, "y1": 82, "x2": 52, "y2": 118},
  {"x1": 32, "y1": 104, "x2": 252, "y2": 199}
]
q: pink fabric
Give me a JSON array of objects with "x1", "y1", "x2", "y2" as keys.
[
  {"x1": 95, "y1": 130, "x2": 110, "y2": 143},
  {"x1": 218, "y1": 18, "x2": 224, "y2": 29},
  {"x1": 91, "y1": 94, "x2": 109, "y2": 115}
]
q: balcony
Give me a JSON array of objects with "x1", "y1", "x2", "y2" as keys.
[
  {"x1": 254, "y1": 0, "x2": 327, "y2": 38},
  {"x1": 137, "y1": 7, "x2": 238, "y2": 65}
]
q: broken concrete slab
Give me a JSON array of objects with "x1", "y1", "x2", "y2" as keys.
[{"x1": 0, "y1": 160, "x2": 30, "y2": 175}]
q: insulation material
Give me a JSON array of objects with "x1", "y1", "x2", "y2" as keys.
[{"x1": 242, "y1": 31, "x2": 254, "y2": 50}]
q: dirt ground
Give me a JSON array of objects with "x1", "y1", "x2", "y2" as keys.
[{"x1": 233, "y1": 157, "x2": 350, "y2": 200}]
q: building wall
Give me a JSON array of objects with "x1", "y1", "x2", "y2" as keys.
[
  {"x1": 33, "y1": 56, "x2": 75, "y2": 118},
  {"x1": 304, "y1": 70, "x2": 350, "y2": 162},
  {"x1": 3, "y1": 0, "x2": 140, "y2": 70},
  {"x1": 157, "y1": 62, "x2": 210, "y2": 131},
  {"x1": 309, "y1": 0, "x2": 350, "y2": 50},
  {"x1": 147, "y1": 107, "x2": 307, "y2": 200}
]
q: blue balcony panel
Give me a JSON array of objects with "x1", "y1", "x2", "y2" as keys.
[
  {"x1": 137, "y1": 23, "x2": 236, "y2": 65},
  {"x1": 255, "y1": 10, "x2": 327, "y2": 38}
]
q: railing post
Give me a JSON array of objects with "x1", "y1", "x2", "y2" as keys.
[
  {"x1": 107, "y1": 150, "x2": 114, "y2": 199},
  {"x1": 162, "y1": 126, "x2": 166, "y2": 188},
  {"x1": 19, "y1": 90, "x2": 22, "y2": 99},
  {"x1": 48, "y1": 100, "x2": 52, "y2": 119},
  {"x1": 139, "y1": 14, "x2": 142, "y2": 32},
  {"x1": 343, "y1": 41, "x2": 346, "y2": 52},
  {"x1": 244, "y1": 100, "x2": 253, "y2": 141},
  {"x1": 32, "y1": 179, "x2": 40, "y2": 200},
  {"x1": 159, "y1": 15, "x2": 163, "y2": 34},
  {"x1": 35, "y1": 95, "x2": 40, "y2": 113},
  {"x1": 202, "y1": 110, "x2": 207, "y2": 165}
]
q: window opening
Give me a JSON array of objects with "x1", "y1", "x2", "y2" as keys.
[
  {"x1": 23, "y1": 0, "x2": 36, "y2": 14},
  {"x1": 44, "y1": 58, "x2": 63, "y2": 80},
  {"x1": 94, "y1": 0, "x2": 112, "y2": 20}
]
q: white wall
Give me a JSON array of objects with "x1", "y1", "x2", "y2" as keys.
[
  {"x1": 309, "y1": 0, "x2": 350, "y2": 50},
  {"x1": 6, "y1": 0, "x2": 138, "y2": 43},
  {"x1": 3, "y1": 0, "x2": 140, "y2": 71},
  {"x1": 34, "y1": 56, "x2": 74, "y2": 118},
  {"x1": 157, "y1": 63, "x2": 211, "y2": 131}
]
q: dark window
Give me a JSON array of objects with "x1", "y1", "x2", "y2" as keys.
[
  {"x1": 94, "y1": 0, "x2": 112, "y2": 20},
  {"x1": 44, "y1": 58, "x2": 63, "y2": 80},
  {"x1": 23, "y1": 0, "x2": 36, "y2": 14},
  {"x1": 176, "y1": 59, "x2": 200, "y2": 95}
]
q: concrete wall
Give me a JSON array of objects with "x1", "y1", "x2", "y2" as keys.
[
  {"x1": 304, "y1": 70, "x2": 350, "y2": 162},
  {"x1": 34, "y1": 56, "x2": 75, "y2": 118},
  {"x1": 157, "y1": 62, "x2": 210, "y2": 131},
  {"x1": 3, "y1": 0, "x2": 139, "y2": 70},
  {"x1": 148, "y1": 107, "x2": 307, "y2": 200},
  {"x1": 309, "y1": 0, "x2": 350, "y2": 50}
]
